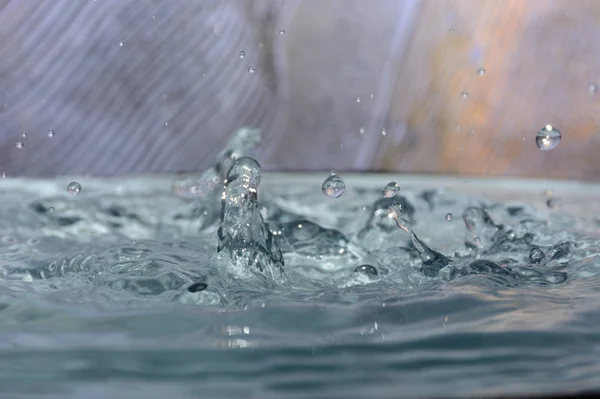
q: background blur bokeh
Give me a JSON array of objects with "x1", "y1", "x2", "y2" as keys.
[{"x1": 1, "y1": 0, "x2": 600, "y2": 179}]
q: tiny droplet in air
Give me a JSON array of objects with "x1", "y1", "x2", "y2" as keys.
[
  {"x1": 321, "y1": 174, "x2": 345, "y2": 199},
  {"x1": 381, "y1": 128, "x2": 387, "y2": 136},
  {"x1": 239, "y1": 51, "x2": 245, "y2": 59},
  {"x1": 356, "y1": 97, "x2": 361, "y2": 103},
  {"x1": 67, "y1": 181, "x2": 82, "y2": 195},
  {"x1": 119, "y1": 41, "x2": 124, "y2": 47},
  {"x1": 47, "y1": 130, "x2": 55, "y2": 138},
  {"x1": 21, "y1": 132, "x2": 27, "y2": 138},
  {"x1": 278, "y1": 29, "x2": 285, "y2": 35},
  {"x1": 589, "y1": 84, "x2": 598, "y2": 96},
  {"x1": 15, "y1": 141, "x2": 24, "y2": 149},
  {"x1": 382, "y1": 182, "x2": 400, "y2": 198},
  {"x1": 445, "y1": 213, "x2": 453, "y2": 221},
  {"x1": 49, "y1": 207, "x2": 55, "y2": 212},
  {"x1": 248, "y1": 66, "x2": 256, "y2": 73},
  {"x1": 535, "y1": 125, "x2": 561, "y2": 151},
  {"x1": 477, "y1": 68, "x2": 486, "y2": 76},
  {"x1": 359, "y1": 127, "x2": 365, "y2": 135},
  {"x1": 1, "y1": 172, "x2": 6, "y2": 178},
  {"x1": 461, "y1": 91, "x2": 468, "y2": 99}
]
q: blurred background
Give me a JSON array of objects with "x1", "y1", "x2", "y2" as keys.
[{"x1": 1, "y1": 0, "x2": 599, "y2": 180}]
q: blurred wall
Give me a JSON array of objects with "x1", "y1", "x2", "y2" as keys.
[{"x1": 1, "y1": 0, "x2": 599, "y2": 180}]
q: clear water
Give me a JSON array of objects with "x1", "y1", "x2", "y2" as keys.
[{"x1": 1, "y1": 136, "x2": 600, "y2": 398}]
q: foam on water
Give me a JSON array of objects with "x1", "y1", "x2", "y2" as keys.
[{"x1": 1, "y1": 130, "x2": 600, "y2": 398}]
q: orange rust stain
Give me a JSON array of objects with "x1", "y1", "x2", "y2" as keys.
[{"x1": 435, "y1": 0, "x2": 531, "y2": 176}]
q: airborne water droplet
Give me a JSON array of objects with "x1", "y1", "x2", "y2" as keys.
[
  {"x1": 15, "y1": 141, "x2": 24, "y2": 149},
  {"x1": 278, "y1": 29, "x2": 285, "y2": 35},
  {"x1": 359, "y1": 127, "x2": 365, "y2": 135},
  {"x1": 47, "y1": 130, "x2": 55, "y2": 138},
  {"x1": 321, "y1": 174, "x2": 345, "y2": 199},
  {"x1": 21, "y1": 132, "x2": 27, "y2": 138},
  {"x1": 382, "y1": 182, "x2": 399, "y2": 198},
  {"x1": 239, "y1": 51, "x2": 245, "y2": 59},
  {"x1": 445, "y1": 213, "x2": 453, "y2": 221},
  {"x1": 536, "y1": 125, "x2": 561, "y2": 151},
  {"x1": 477, "y1": 68, "x2": 486, "y2": 76},
  {"x1": 589, "y1": 84, "x2": 597, "y2": 96},
  {"x1": 67, "y1": 181, "x2": 81, "y2": 195},
  {"x1": 119, "y1": 41, "x2": 124, "y2": 47},
  {"x1": 460, "y1": 91, "x2": 468, "y2": 99},
  {"x1": 356, "y1": 97, "x2": 361, "y2": 103},
  {"x1": 247, "y1": 66, "x2": 256, "y2": 73}
]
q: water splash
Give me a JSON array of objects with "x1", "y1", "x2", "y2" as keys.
[
  {"x1": 217, "y1": 157, "x2": 284, "y2": 281},
  {"x1": 462, "y1": 206, "x2": 502, "y2": 249},
  {"x1": 387, "y1": 204, "x2": 451, "y2": 277},
  {"x1": 170, "y1": 128, "x2": 261, "y2": 229}
]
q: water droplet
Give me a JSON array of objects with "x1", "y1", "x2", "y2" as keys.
[
  {"x1": 387, "y1": 203, "x2": 411, "y2": 233},
  {"x1": 356, "y1": 97, "x2": 361, "y2": 103},
  {"x1": 477, "y1": 68, "x2": 486, "y2": 76},
  {"x1": 47, "y1": 130, "x2": 55, "y2": 138},
  {"x1": 164, "y1": 121, "x2": 169, "y2": 126},
  {"x1": 460, "y1": 91, "x2": 468, "y2": 99},
  {"x1": 119, "y1": 41, "x2": 124, "y2": 47},
  {"x1": 48, "y1": 206, "x2": 55, "y2": 212},
  {"x1": 381, "y1": 128, "x2": 387, "y2": 136},
  {"x1": 239, "y1": 51, "x2": 245, "y2": 59},
  {"x1": 589, "y1": 84, "x2": 597, "y2": 96},
  {"x1": 529, "y1": 247, "x2": 545, "y2": 264},
  {"x1": 15, "y1": 141, "x2": 24, "y2": 149},
  {"x1": 247, "y1": 66, "x2": 256, "y2": 73},
  {"x1": 354, "y1": 265, "x2": 378, "y2": 276},
  {"x1": 382, "y1": 182, "x2": 399, "y2": 198},
  {"x1": 67, "y1": 181, "x2": 81, "y2": 195},
  {"x1": 536, "y1": 125, "x2": 561, "y2": 151},
  {"x1": 1, "y1": 172, "x2": 6, "y2": 178},
  {"x1": 469, "y1": 128, "x2": 475, "y2": 135},
  {"x1": 369, "y1": 94, "x2": 374, "y2": 99},
  {"x1": 21, "y1": 132, "x2": 27, "y2": 138},
  {"x1": 278, "y1": 29, "x2": 285, "y2": 35},
  {"x1": 445, "y1": 213, "x2": 453, "y2": 221},
  {"x1": 321, "y1": 174, "x2": 345, "y2": 199},
  {"x1": 359, "y1": 127, "x2": 365, "y2": 135}
]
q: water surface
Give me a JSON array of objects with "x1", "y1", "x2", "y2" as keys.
[{"x1": 0, "y1": 172, "x2": 599, "y2": 399}]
